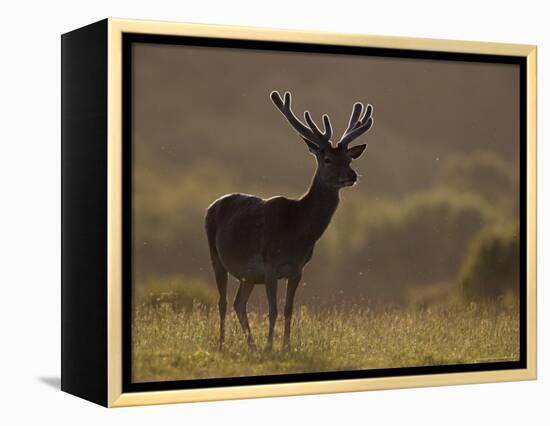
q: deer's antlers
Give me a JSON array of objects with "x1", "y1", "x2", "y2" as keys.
[
  {"x1": 337, "y1": 102, "x2": 374, "y2": 149},
  {"x1": 270, "y1": 91, "x2": 333, "y2": 150},
  {"x1": 271, "y1": 91, "x2": 374, "y2": 150}
]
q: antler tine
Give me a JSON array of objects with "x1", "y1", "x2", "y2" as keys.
[
  {"x1": 304, "y1": 111, "x2": 332, "y2": 144},
  {"x1": 322, "y1": 114, "x2": 333, "y2": 141},
  {"x1": 338, "y1": 102, "x2": 374, "y2": 148},
  {"x1": 270, "y1": 91, "x2": 332, "y2": 149},
  {"x1": 347, "y1": 102, "x2": 364, "y2": 132}
]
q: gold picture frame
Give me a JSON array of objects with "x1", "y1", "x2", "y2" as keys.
[{"x1": 61, "y1": 18, "x2": 537, "y2": 407}]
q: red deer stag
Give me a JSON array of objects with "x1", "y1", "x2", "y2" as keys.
[{"x1": 205, "y1": 91, "x2": 374, "y2": 350}]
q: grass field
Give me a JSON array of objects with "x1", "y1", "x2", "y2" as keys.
[{"x1": 132, "y1": 301, "x2": 519, "y2": 383}]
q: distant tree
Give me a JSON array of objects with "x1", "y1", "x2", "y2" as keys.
[
  {"x1": 314, "y1": 190, "x2": 492, "y2": 303},
  {"x1": 458, "y1": 224, "x2": 520, "y2": 301},
  {"x1": 437, "y1": 151, "x2": 518, "y2": 217}
]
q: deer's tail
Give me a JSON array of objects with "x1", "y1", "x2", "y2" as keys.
[
  {"x1": 204, "y1": 203, "x2": 219, "y2": 262},
  {"x1": 205, "y1": 200, "x2": 230, "y2": 275}
]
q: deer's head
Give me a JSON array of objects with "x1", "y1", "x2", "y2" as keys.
[{"x1": 271, "y1": 91, "x2": 374, "y2": 189}]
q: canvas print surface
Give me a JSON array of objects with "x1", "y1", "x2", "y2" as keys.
[{"x1": 130, "y1": 42, "x2": 520, "y2": 383}]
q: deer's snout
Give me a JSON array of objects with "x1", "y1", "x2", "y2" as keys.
[{"x1": 340, "y1": 169, "x2": 358, "y2": 186}]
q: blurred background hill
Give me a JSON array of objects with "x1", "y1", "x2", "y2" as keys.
[{"x1": 132, "y1": 42, "x2": 520, "y2": 307}]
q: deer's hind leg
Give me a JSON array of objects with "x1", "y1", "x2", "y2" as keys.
[
  {"x1": 265, "y1": 277, "x2": 278, "y2": 351},
  {"x1": 283, "y1": 272, "x2": 301, "y2": 349},
  {"x1": 234, "y1": 281, "x2": 256, "y2": 349},
  {"x1": 210, "y1": 252, "x2": 228, "y2": 351}
]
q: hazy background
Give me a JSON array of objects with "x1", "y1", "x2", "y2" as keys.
[{"x1": 131, "y1": 42, "x2": 520, "y2": 308}]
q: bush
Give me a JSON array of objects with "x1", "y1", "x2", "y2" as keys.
[
  {"x1": 135, "y1": 275, "x2": 217, "y2": 312},
  {"x1": 458, "y1": 225, "x2": 520, "y2": 301},
  {"x1": 437, "y1": 151, "x2": 518, "y2": 217},
  {"x1": 372, "y1": 191, "x2": 489, "y2": 287},
  {"x1": 317, "y1": 189, "x2": 492, "y2": 303}
]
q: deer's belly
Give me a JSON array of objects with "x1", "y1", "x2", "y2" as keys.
[
  {"x1": 222, "y1": 253, "x2": 266, "y2": 284},
  {"x1": 221, "y1": 250, "x2": 311, "y2": 284}
]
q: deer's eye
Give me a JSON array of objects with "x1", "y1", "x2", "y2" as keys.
[{"x1": 324, "y1": 158, "x2": 333, "y2": 165}]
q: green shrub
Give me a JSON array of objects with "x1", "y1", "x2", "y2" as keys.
[
  {"x1": 458, "y1": 225, "x2": 520, "y2": 301},
  {"x1": 437, "y1": 151, "x2": 518, "y2": 217},
  {"x1": 135, "y1": 275, "x2": 217, "y2": 312},
  {"x1": 304, "y1": 189, "x2": 495, "y2": 304},
  {"x1": 333, "y1": 190, "x2": 492, "y2": 302}
]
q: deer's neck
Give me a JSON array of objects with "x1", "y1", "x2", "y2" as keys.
[{"x1": 298, "y1": 171, "x2": 340, "y2": 242}]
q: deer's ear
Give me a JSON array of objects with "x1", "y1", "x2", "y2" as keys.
[
  {"x1": 348, "y1": 144, "x2": 367, "y2": 159},
  {"x1": 301, "y1": 137, "x2": 320, "y2": 154}
]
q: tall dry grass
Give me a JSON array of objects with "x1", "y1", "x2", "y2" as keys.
[{"x1": 132, "y1": 301, "x2": 519, "y2": 383}]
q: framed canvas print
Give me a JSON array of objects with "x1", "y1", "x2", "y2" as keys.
[{"x1": 61, "y1": 18, "x2": 537, "y2": 407}]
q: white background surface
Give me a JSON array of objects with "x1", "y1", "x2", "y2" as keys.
[{"x1": 0, "y1": 0, "x2": 547, "y2": 424}]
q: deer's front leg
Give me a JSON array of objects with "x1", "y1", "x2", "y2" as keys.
[
  {"x1": 264, "y1": 274, "x2": 278, "y2": 351},
  {"x1": 283, "y1": 273, "x2": 301, "y2": 349},
  {"x1": 234, "y1": 281, "x2": 256, "y2": 350}
]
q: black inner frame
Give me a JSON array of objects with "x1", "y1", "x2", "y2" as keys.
[{"x1": 122, "y1": 33, "x2": 527, "y2": 393}]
